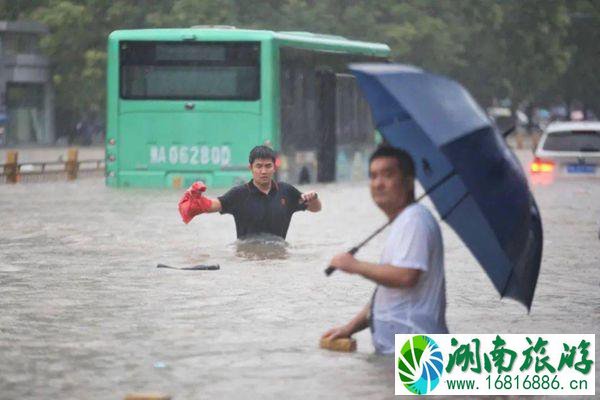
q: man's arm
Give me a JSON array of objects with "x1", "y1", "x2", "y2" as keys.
[
  {"x1": 209, "y1": 185, "x2": 245, "y2": 214},
  {"x1": 321, "y1": 302, "x2": 370, "y2": 340},
  {"x1": 204, "y1": 198, "x2": 222, "y2": 213},
  {"x1": 329, "y1": 253, "x2": 421, "y2": 288},
  {"x1": 300, "y1": 191, "x2": 321, "y2": 212}
]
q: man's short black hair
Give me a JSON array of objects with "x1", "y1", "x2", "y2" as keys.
[
  {"x1": 369, "y1": 145, "x2": 415, "y2": 178},
  {"x1": 249, "y1": 145, "x2": 276, "y2": 164}
]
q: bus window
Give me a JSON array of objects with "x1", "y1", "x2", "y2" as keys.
[
  {"x1": 119, "y1": 41, "x2": 260, "y2": 100},
  {"x1": 335, "y1": 74, "x2": 373, "y2": 145}
]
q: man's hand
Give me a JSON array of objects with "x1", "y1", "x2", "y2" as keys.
[
  {"x1": 321, "y1": 325, "x2": 352, "y2": 341},
  {"x1": 322, "y1": 304, "x2": 370, "y2": 342},
  {"x1": 178, "y1": 181, "x2": 218, "y2": 223},
  {"x1": 300, "y1": 191, "x2": 321, "y2": 212},
  {"x1": 300, "y1": 191, "x2": 318, "y2": 203},
  {"x1": 329, "y1": 252, "x2": 360, "y2": 274},
  {"x1": 190, "y1": 181, "x2": 207, "y2": 194}
]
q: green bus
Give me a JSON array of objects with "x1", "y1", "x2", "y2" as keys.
[{"x1": 105, "y1": 27, "x2": 390, "y2": 188}]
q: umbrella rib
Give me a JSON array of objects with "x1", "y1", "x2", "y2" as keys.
[
  {"x1": 416, "y1": 170, "x2": 456, "y2": 202},
  {"x1": 440, "y1": 191, "x2": 470, "y2": 221}
]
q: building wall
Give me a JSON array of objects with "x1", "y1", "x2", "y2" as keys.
[{"x1": 0, "y1": 21, "x2": 55, "y2": 147}]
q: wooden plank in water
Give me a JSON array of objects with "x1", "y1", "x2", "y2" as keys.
[
  {"x1": 319, "y1": 337, "x2": 357, "y2": 352},
  {"x1": 124, "y1": 394, "x2": 171, "y2": 400}
]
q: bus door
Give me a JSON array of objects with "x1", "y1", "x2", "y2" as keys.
[
  {"x1": 316, "y1": 70, "x2": 336, "y2": 183},
  {"x1": 316, "y1": 72, "x2": 374, "y2": 183},
  {"x1": 333, "y1": 73, "x2": 374, "y2": 182}
]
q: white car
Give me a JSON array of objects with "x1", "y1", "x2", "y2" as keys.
[{"x1": 532, "y1": 121, "x2": 600, "y2": 178}]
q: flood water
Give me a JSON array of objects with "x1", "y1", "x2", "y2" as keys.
[{"x1": 0, "y1": 150, "x2": 598, "y2": 399}]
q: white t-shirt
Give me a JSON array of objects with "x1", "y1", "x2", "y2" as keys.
[{"x1": 372, "y1": 203, "x2": 448, "y2": 352}]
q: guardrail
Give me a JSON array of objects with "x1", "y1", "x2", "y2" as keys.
[{"x1": 0, "y1": 148, "x2": 105, "y2": 184}]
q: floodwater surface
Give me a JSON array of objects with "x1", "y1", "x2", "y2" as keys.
[{"x1": 0, "y1": 151, "x2": 598, "y2": 399}]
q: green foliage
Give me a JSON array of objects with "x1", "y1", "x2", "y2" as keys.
[
  {"x1": 554, "y1": 0, "x2": 600, "y2": 114},
  {"x1": 2, "y1": 0, "x2": 597, "y2": 138},
  {"x1": 0, "y1": 0, "x2": 47, "y2": 20},
  {"x1": 499, "y1": 0, "x2": 570, "y2": 107}
]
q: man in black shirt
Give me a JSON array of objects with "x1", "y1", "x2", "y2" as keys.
[{"x1": 182, "y1": 146, "x2": 321, "y2": 239}]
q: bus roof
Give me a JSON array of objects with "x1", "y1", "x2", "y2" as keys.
[{"x1": 109, "y1": 28, "x2": 391, "y2": 57}]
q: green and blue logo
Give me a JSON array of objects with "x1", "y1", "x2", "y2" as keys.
[{"x1": 397, "y1": 335, "x2": 444, "y2": 394}]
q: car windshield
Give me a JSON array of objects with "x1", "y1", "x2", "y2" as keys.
[{"x1": 542, "y1": 130, "x2": 600, "y2": 152}]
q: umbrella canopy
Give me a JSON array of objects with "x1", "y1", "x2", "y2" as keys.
[{"x1": 349, "y1": 63, "x2": 542, "y2": 310}]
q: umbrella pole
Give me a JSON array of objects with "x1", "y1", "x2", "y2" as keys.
[{"x1": 324, "y1": 221, "x2": 391, "y2": 275}]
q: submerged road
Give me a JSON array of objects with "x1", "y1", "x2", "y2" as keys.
[{"x1": 0, "y1": 150, "x2": 598, "y2": 399}]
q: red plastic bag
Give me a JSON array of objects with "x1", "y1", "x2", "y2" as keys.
[{"x1": 178, "y1": 181, "x2": 212, "y2": 224}]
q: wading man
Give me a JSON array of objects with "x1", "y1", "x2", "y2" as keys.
[
  {"x1": 179, "y1": 145, "x2": 321, "y2": 239},
  {"x1": 322, "y1": 146, "x2": 447, "y2": 354}
]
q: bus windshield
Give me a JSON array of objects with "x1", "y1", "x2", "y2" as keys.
[{"x1": 120, "y1": 41, "x2": 260, "y2": 100}]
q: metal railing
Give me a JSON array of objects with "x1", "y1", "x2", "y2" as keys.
[{"x1": 0, "y1": 148, "x2": 105, "y2": 184}]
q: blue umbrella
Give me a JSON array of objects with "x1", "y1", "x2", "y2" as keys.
[{"x1": 346, "y1": 63, "x2": 543, "y2": 310}]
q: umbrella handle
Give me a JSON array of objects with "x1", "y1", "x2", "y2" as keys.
[{"x1": 324, "y1": 247, "x2": 359, "y2": 276}]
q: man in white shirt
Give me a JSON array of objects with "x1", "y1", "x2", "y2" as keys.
[{"x1": 322, "y1": 146, "x2": 448, "y2": 354}]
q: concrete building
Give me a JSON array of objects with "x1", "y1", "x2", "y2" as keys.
[{"x1": 0, "y1": 21, "x2": 55, "y2": 147}]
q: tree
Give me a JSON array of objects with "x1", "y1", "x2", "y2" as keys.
[
  {"x1": 497, "y1": 0, "x2": 570, "y2": 122},
  {"x1": 0, "y1": 0, "x2": 48, "y2": 20},
  {"x1": 446, "y1": 0, "x2": 506, "y2": 108},
  {"x1": 3, "y1": 0, "x2": 590, "y2": 142},
  {"x1": 554, "y1": 0, "x2": 600, "y2": 117}
]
